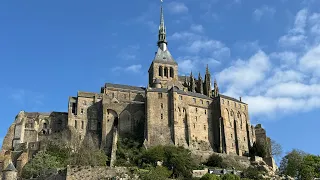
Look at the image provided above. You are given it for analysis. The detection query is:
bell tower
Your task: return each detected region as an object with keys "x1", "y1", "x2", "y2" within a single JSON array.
[{"x1": 148, "y1": 1, "x2": 178, "y2": 88}]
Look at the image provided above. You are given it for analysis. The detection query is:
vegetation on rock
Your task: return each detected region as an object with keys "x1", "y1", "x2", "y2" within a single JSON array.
[{"x1": 22, "y1": 132, "x2": 108, "y2": 179}]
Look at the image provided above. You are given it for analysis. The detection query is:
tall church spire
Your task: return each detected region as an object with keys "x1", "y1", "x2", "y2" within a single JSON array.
[{"x1": 158, "y1": 1, "x2": 167, "y2": 51}]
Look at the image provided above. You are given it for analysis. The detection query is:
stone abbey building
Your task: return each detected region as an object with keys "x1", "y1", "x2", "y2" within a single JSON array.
[{"x1": 1, "y1": 3, "x2": 273, "y2": 178}]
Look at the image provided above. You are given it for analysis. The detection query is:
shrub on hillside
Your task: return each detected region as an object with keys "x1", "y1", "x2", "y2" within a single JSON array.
[
  {"x1": 205, "y1": 154, "x2": 227, "y2": 168},
  {"x1": 116, "y1": 137, "x2": 145, "y2": 166},
  {"x1": 242, "y1": 167, "x2": 263, "y2": 180},
  {"x1": 200, "y1": 173, "x2": 221, "y2": 180},
  {"x1": 221, "y1": 174, "x2": 240, "y2": 180},
  {"x1": 21, "y1": 151, "x2": 61, "y2": 179},
  {"x1": 139, "y1": 166, "x2": 172, "y2": 180},
  {"x1": 141, "y1": 145, "x2": 197, "y2": 178}
]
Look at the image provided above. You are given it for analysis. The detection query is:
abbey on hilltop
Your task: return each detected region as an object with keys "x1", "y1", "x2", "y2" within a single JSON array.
[{"x1": 0, "y1": 2, "x2": 274, "y2": 177}]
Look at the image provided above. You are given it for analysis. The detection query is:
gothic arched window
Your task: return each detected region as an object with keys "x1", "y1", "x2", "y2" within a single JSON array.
[
  {"x1": 170, "y1": 67, "x2": 174, "y2": 78},
  {"x1": 164, "y1": 67, "x2": 168, "y2": 77},
  {"x1": 159, "y1": 66, "x2": 163, "y2": 77}
]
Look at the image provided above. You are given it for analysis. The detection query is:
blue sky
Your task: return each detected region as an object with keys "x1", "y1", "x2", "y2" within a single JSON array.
[{"x1": 1, "y1": 0, "x2": 320, "y2": 158}]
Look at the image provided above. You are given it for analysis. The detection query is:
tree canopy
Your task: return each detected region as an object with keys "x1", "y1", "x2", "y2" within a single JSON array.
[{"x1": 279, "y1": 149, "x2": 320, "y2": 180}]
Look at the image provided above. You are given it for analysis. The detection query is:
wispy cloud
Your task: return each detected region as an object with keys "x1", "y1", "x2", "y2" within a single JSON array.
[
  {"x1": 167, "y1": 2, "x2": 188, "y2": 14},
  {"x1": 117, "y1": 45, "x2": 140, "y2": 60},
  {"x1": 169, "y1": 26, "x2": 230, "y2": 60},
  {"x1": 112, "y1": 64, "x2": 142, "y2": 73},
  {"x1": 253, "y1": 5, "x2": 276, "y2": 21},
  {"x1": 177, "y1": 56, "x2": 221, "y2": 75},
  {"x1": 213, "y1": 8, "x2": 320, "y2": 118},
  {"x1": 1, "y1": 87, "x2": 45, "y2": 107},
  {"x1": 190, "y1": 24, "x2": 204, "y2": 33},
  {"x1": 278, "y1": 9, "x2": 308, "y2": 48}
]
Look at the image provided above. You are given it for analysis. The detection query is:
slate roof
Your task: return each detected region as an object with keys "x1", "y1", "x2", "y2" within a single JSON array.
[
  {"x1": 153, "y1": 48, "x2": 177, "y2": 65},
  {"x1": 105, "y1": 83, "x2": 146, "y2": 92},
  {"x1": 174, "y1": 88, "x2": 212, "y2": 100},
  {"x1": 3, "y1": 162, "x2": 17, "y2": 172},
  {"x1": 219, "y1": 94, "x2": 246, "y2": 104}
]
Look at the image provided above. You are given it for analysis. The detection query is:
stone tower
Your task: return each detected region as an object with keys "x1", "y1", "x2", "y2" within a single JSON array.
[{"x1": 148, "y1": 2, "x2": 178, "y2": 89}]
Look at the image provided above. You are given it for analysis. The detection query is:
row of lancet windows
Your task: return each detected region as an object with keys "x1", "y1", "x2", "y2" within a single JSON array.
[{"x1": 159, "y1": 66, "x2": 174, "y2": 78}]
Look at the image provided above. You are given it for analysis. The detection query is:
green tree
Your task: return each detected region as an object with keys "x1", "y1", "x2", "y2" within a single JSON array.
[
  {"x1": 299, "y1": 155, "x2": 320, "y2": 180},
  {"x1": 141, "y1": 145, "x2": 197, "y2": 178},
  {"x1": 279, "y1": 149, "x2": 306, "y2": 177},
  {"x1": 21, "y1": 151, "x2": 61, "y2": 179},
  {"x1": 242, "y1": 166, "x2": 262, "y2": 180},
  {"x1": 205, "y1": 154, "x2": 226, "y2": 168},
  {"x1": 116, "y1": 137, "x2": 145, "y2": 166}
]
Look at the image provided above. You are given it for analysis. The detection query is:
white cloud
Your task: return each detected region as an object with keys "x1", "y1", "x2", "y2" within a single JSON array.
[
  {"x1": 253, "y1": 5, "x2": 276, "y2": 21},
  {"x1": 177, "y1": 56, "x2": 221, "y2": 74},
  {"x1": 183, "y1": 39, "x2": 230, "y2": 55},
  {"x1": 112, "y1": 64, "x2": 142, "y2": 73},
  {"x1": 270, "y1": 51, "x2": 298, "y2": 67},
  {"x1": 126, "y1": 64, "x2": 142, "y2": 73},
  {"x1": 243, "y1": 96, "x2": 320, "y2": 116},
  {"x1": 117, "y1": 45, "x2": 140, "y2": 60},
  {"x1": 190, "y1": 24, "x2": 204, "y2": 33},
  {"x1": 291, "y1": 9, "x2": 308, "y2": 34},
  {"x1": 299, "y1": 44, "x2": 320, "y2": 76},
  {"x1": 169, "y1": 32, "x2": 201, "y2": 41},
  {"x1": 278, "y1": 9, "x2": 308, "y2": 47},
  {"x1": 309, "y1": 13, "x2": 320, "y2": 35},
  {"x1": 217, "y1": 51, "x2": 271, "y2": 95},
  {"x1": 265, "y1": 82, "x2": 320, "y2": 98},
  {"x1": 167, "y1": 2, "x2": 188, "y2": 14},
  {"x1": 169, "y1": 30, "x2": 230, "y2": 60}
]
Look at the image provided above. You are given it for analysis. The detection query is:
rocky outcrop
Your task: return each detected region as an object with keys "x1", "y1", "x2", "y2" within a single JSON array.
[
  {"x1": 1, "y1": 124, "x2": 15, "y2": 151},
  {"x1": 250, "y1": 160, "x2": 294, "y2": 180}
]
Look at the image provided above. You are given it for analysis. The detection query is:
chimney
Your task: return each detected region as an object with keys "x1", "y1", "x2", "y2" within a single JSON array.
[{"x1": 239, "y1": 97, "x2": 242, "y2": 102}]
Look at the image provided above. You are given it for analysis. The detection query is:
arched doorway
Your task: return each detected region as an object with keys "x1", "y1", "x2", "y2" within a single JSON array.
[{"x1": 107, "y1": 109, "x2": 118, "y2": 129}]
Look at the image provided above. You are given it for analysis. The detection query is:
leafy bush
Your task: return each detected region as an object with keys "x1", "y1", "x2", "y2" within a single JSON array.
[
  {"x1": 141, "y1": 145, "x2": 197, "y2": 178},
  {"x1": 242, "y1": 167, "x2": 262, "y2": 180},
  {"x1": 221, "y1": 174, "x2": 240, "y2": 180},
  {"x1": 21, "y1": 151, "x2": 61, "y2": 179},
  {"x1": 116, "y1": 137, "x2": 145, "y2": 166},
  {"x1": 205, "y1": 154, "x2": 226, "y2": 168},
  {"x1": 139, "y1": 166, "x2": 172, "y2": 180},
  {"x1": 200, "y1": 173, "x2": 221, "y2": 180},
  {"x1": 22, "y1": 133, "x2": 109, "y2": 178}
]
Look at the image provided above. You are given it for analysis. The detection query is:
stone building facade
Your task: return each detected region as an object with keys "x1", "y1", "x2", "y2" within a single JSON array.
[{"x1": 0, "y1": 3, "x2": 273, "y2": 178}]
